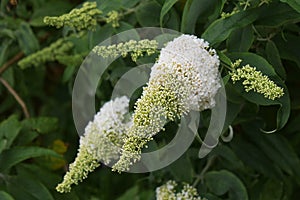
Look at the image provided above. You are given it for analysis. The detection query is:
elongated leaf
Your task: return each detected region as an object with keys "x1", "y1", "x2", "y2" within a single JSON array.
[
  {"x1": 202, "y1": 8, "x2": 260, "y2": 46},
  {"x1": 255, "y1": 2, "x2": 300, "y2": 27},
  {"x1": 228, "y1": 52, "x2": 290, "y2": 131},
  {"x1": 0, "y1": 115, "x2": 21, "y2": 150},
  {"x1": 0, "y1": 191, "x2": 14, "y2": 200},
  {"x1": 0, "y1": 147, "x2": 60, "y2": 172},
  {"x1": 266, "y1": 133, "x2": 300, "y2": 180},
  {"x1": 181, "y1": 0, "x2": 225, "y2": 34},
  {"x1": 21, "y1": 117, "x2": 58, "y2": 134},
  {"x1": 0, "y1": 39, "x2": 13, "y2": 66},
  {"x1": 243, "y1": 123, "x2": 294, "y2": 176},
  {"x1": 116, "y1": 185, "x2": 138, "y2": 200},
  {"x1": 231, "y1": 135, "x2": 283, "y2": 179},
  {"x1": 15, "y1": 22, "x2": 39, "y2": 55},
  {"x1": 30, "y1": 0, "x2": 73, "y2": 27},
  {"x1": 136, "y1": 1, "x2": 160, "y2": 26},
  {"x1": 205, "y1": 170, "x2": 248, "y2": 200},
  {"x1": 7, "y1": 175, "x2": 54, "y2": 200},
  {"x1": 274, "y1": 33, "x2": 300, "y2": 69},
  {"x1": 259, "y1": 179, "x2": 284, "y2": 200},
  {"x1": 167, "y1": 153, "x2": 195, "y2": 183},
  {"x1": 211, "y1": 145, "x2": 244, "y2": 170},
  {"x1": 160, "y1": 0, "x2": 178, "y2": 26},
  {"x1": 17, "y1": 164, "x2": 61, "y2": 188},
  {"x1": 266, "y1": 41, "x2": 286, "y2": 80},
  {"x1": 227, "y1": 25, "x2": 254, "y2": 52},
  {"x1": 280, "y1": 0, "x2": 300, "y2": 13}
]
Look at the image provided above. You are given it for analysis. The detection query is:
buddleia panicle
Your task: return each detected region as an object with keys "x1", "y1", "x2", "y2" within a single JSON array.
[
  {"x1": 221, "y1": 7, "x2": 239, "y2": 19},
  {"x1": 92, "y1": 39, "x2": 158, "y2": 62},
  {"x1": 44, "y1": 2, "x2": 102, "y2": 31},
  {"x1": 112, "y1": 34, "x2": 220, "y2": 172},
  {"x1": 156, "y1": 180, "x2": 207, "y2": 200},
  {"x1": 18, "y1": 38, "x2": 73, "y2": 69},
  {"x1": 105, "y1": 10, "x2": 120, "y2": 28},
  {"x1": 230, "y1": 64, "x2": 284, "y2": 100},
  {"x1": 56, "y1": 53, "x2": 86, "y2": 67},
  {"x1": 56, "y1": 96, "x2": 132, "y2": 193}
]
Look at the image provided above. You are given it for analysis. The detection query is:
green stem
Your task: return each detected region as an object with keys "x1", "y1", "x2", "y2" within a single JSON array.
[{"x1": 192, "y1": 156, "x2": 216, "y2": 187}]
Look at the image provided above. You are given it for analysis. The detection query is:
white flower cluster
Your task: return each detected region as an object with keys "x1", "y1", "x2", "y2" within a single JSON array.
[
  {"x1": 150, "y1": 34, "x2": 220, "y2": 111},
  {"x1": 56, "y1": 96, "x2": 131, "y2": 193},
  {"x1": 156, "y1": 180, "x2": 207, "y2": 200},
  {"x1": 81, "y1": 96, "x2": 132, "y2": 164},
  {"x1": 112, "y1": 34, "x2": 220, "y2": 172}
]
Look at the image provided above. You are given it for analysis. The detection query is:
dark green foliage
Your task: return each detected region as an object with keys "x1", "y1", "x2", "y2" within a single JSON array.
[{"x1": 0, "y1": 0, "x2": 299, "y2": 199}]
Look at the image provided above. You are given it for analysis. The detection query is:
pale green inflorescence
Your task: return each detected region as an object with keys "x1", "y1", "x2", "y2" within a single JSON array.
[
  {"x1": 44, "y1": 2, "x2": 102, "y2": 31},
  {"x1": 156, "y1": 180, "x2": 207, "y2": 200},
  {"x1": 18, "y1": 38, "x2": 74, "y2": 69},
  {"x1": 105, "y1": 10, "x2": 120, "y2": 28},
  {"x1": 56, "y1": 96, "x2": 132, "y2": 193},
  {"x1": 112, "y1": 34, "x2": 220, "y2": 172},
  {"x1": 230, "y1": 64, "x2": 284, "y2": 100},
  {"x1": 92, "y1": 39, "x2": 158, "y2": 62}
]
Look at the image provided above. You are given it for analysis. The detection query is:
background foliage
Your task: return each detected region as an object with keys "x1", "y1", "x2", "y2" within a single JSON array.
[{"x1": 0, "y1": 0, "x2": 300, "y2": 199}]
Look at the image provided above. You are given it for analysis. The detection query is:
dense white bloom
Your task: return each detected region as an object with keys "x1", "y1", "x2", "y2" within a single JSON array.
[
  {"x1": 156, "y1": 180, "x2": 206, "y2": 200},
  {"x1": 112, "y1": 34, "x2": 220, "y2": 172},
  {"x1": 56, "y1": 96, "x2": 131, "y2": 193},
  {"x1": 150, "y1": 34, "x2": 220, "y2": 111},
  {"x1": 81, "y1": 96, "x2": 132, "y2": 164}
]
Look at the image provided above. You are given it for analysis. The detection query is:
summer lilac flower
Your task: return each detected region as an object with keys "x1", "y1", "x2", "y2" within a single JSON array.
[
  {"x1": 112, "y1": 34, "x2": 220, "y2": 172},
  {"x1": 230, "y1": 63, "x2": 284, "y2": 100},
  {"x1": 56, "y1": 96, "x2": 131, "y2": 193},
  {"x1": 156, "y1": 180, "x2": 207, "y2": 200},
  {"x1": 44, "y1": 2, "x2": 102, "y2": 31}
]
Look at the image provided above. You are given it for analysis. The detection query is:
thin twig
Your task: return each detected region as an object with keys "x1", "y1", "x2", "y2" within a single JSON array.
[
  {"x1": 0, "y1": 77, "x2": 30, "y2": 118},
  {"x1": 192, "y1": 156, "x2": 216, "y2": 187},
  {"x1": 0, "y1": 52, "x2": 24, "y2": 75}
]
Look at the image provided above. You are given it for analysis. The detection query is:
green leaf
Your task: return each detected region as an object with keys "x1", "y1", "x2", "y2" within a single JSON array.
[
  {"x1": 227, "y1": 25, "x2": 254, "y2": 52},
  {"x1": 136, "y1": 1, "x2": 161, "y2": 26},
  {"x1": 0, "y1": 39, "x2": 13, "y2": 66},
  {"x1": 29, "y1": 0, "x2": 73, "y2": 27},
  {"x1": 0, "y1": 147, "x2": 60, "y2": 172},
  {"x1": 259, "y1": 179, "x2": 283, "y2": 200},
  {"x1": 14, "y1": 131, "x2": 39, "y2": 146},
  {"x1": 181, "y1": 0, "x2": 225, "y2": 34},
  {"x1": 17, "y1": 163, "x2": 61, "y2": 189},
  {"x1": 14, "y1": 22, "x2": 39, "y2": 55},
  {"x1": 266, "y1": 41, "x2": 286, "y2": 80},
  {"x1": 242, "y1": 122, "x2": 295, "y2": 176},
  {"x1": 211, "y1": 145, "x2": 244, "y2": 170},
  {"x1": 266, "y1": 133, "x2": 300, "y2": 180},
  {"x1": 280, "y1": 0, "x2": 300, "y2": 13},
  {"x1": 0, "y1": 115, "x2": 21, "y2": 150},
  {"x1": 202, "y1": 8, "x2": 260, "y2": 46},
  {"x1": 116, "y1": 185, "x2": 139, "y2": 200},
  {"x1": 205, "y1": 170, "x2": 248, "y2": 200},
  {"x1": 0, "y1": 191, "x2": 14, "y2": 200},
  {"x1": 7, "y1": 175, "x2": 54, "y2": 200},
  {"x1": 160, "y1": 0, "x2": 178, "y2": 26},
  {"x1": 167, "y1": 153, "x2": 195, "y2": 183},
  {"x1": 97, "y1": 0, "x2": 122, "y2": 13},
  {"x1": 228, "y1": 52, "x2": 290, "y2": 131},
  {"x1": 231, "y1": 135, "x2": 284, "y2": 179},
  {"x1": 21, "y1": 117, "x2": 58, "y2": 134},
  {"x1": 274, "y1": 33, "x2": 300, "y2": 69},
  {"x1": 255, "y1": 2, "x2": 300, "y2": 27},
  {"x1": 62, "y1": 65, "x2": 77, "y2": 83}
]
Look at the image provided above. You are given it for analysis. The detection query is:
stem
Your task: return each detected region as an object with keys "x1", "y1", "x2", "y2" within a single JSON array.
[
  {"x1": 221, "y1": 60, "x2": 234, "y2": 71},
  {"x1": 0, "y1": 52, "x2": 24, "y2": 75},
  {"x1": 0, "y1": 77, "x2": 30, "y2": 118},
  {"x1": 192, "y1": 156, "x2": 216, "y2": 187}
]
